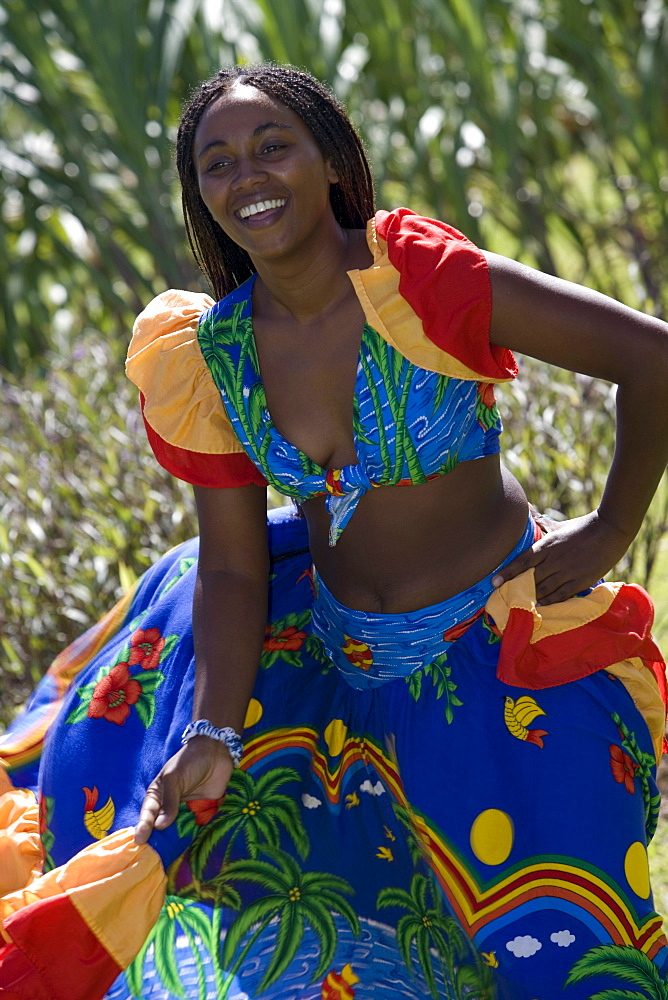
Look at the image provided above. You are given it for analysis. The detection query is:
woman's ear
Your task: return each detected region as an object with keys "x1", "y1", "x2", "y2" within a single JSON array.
[{"x1": 326, "y1": 161, "x2": 340, "y2": 184}]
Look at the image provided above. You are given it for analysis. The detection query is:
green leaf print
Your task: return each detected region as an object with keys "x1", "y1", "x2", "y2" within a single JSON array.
[
  {"x1": 395, "y1": 363, "x2": 426, "y2": 483},
  {"x1": 117, "y1": 668, "x2": 165, "y2": 729},
  {"x1": 482, "y1": 613, "x2": 502, "y2": 645},
  {"x1": 127, "y1": 611, "x2": 148, "y2": 632},
  {"x1": 221, "y1": 849, "x2": 359, "y2": 994},
  {"x1": 39, "y1": 794, "x2": 56, "y2": 872},
  {"x1": 159, "y1": 635, "x2": 179, "y2": 662},
  {"x1": 377, "y1": 872, "x2": 473, "y2": 1000},
  {"x1": 66, "y1": 683, "x2": 98, "y2": 724},
  {"x1": 392, "y1": 802, "x2": 427, "y2": 868},
  {"x1": 358, "y1": 344, "x2": 391, "y2": 471},
  {"x1": 611, "y1": 711, "x2": 661, "y2": 841},
  {"x1": 475, "y1": 392, "x2": 500, "y2": 431},
  {"x1": 565, "y1": 943, "x2": 668, "y2": 997},
  {"x1": 65, "y1": 660, "x2": 111, "y2": 724},
  {"x1": 406, "y1": 652, "x2": 463, "y2": 723},
  {"x1": 126, "y1": 897, "x2": 216, "y2": 1000},
  {"x1": 160, "y1": 557, "x2": 196, "y2": 596},
  {"x1": 188, "y1": 766, "x2": 310, "y2": 882},
  {"x1": 432, "y1": 373, "x2": 450, "y2": 415},
  {"x1": 407, "y1": 669, "x2": 423, "y2": 702},
  {"x1": 248, "y1": 380, "x2": 266, "y2": 441}
]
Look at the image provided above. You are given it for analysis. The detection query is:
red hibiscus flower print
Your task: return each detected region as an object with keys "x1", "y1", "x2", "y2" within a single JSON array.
[
  {"x1": 477, "y1": 382, "x2": 496, "y2": 409},
  {"x1": 263, "y1": 625, "x2": 307, "y2": 652},
  {"x1": 186, "y1": 797, "x2": 224, "y2": 826},
  {"x1": 88, "y1": 663, "x2": 142, "y2": 725},
  {"x1": 443, "y1": 608, "x2": 484, "y2": 643},
  {"x1": 609, "y1": 744, "x2": 639, "y2": 793},
  {"x1": 129, "y1": 627, "x2": 166, "y2": 670},
  {"x1": 342, "y1": 636, "x2": 373, "y2": 671}
]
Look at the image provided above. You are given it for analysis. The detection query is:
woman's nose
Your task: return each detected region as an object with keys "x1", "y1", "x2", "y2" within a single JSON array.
[{"x1": 231, "y1": 157, "x2": 269, "y2": 191}]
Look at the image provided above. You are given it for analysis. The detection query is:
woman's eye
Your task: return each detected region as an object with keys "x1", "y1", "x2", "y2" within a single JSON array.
[{"x1": 263, "y1": 143, "x2": 285, "y2": 154}]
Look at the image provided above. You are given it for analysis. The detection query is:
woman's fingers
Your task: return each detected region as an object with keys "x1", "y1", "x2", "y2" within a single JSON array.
[
  {"x1": 491, "y1": 542, "x2": 543, "y2": 588},
  {"x1": 490, "y1": 511, "x2": 633, "y2": 605},
  {"x1": 133, "y1": 741, "x2": 235, "y2": 844},
  {"x1": 134, "y1": 782, "x2": 164, "y2": 844},
  {"x1": 134, "y1": 767, "x2": 182, "y2": 843}
]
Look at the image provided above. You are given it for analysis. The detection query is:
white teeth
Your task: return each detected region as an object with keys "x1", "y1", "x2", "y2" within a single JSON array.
[{"x1": 238, "y1": 199, "x2": 286, "y2": 220}]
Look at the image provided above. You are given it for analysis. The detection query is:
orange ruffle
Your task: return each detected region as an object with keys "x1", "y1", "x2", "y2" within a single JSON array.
[
  {"x1": 0, "y1": 768, "x2": 42, "y2": 898},
  {"x1": 126, "y1": 289, "x2": 245, "y2": 458},
  {"x1": 1, "y1": 828, "x2": 166, "y2": 971}
]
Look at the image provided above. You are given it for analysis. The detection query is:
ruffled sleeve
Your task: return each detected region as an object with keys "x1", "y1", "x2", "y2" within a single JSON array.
[
  {"x1": 349, "y1": 208, "x2": 516, "y2": 382},
  {"x1": 126, "y1": 290, "x2": 267, "y2": 488}
]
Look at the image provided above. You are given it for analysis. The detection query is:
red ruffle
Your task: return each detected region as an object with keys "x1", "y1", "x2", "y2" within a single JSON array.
[
  {"x1": 496, "y1": 583, "x2": 667, "y2": 696},
  {"x1": 375, "y1": 208, "x2": 517, "y2": 381},
  {"x1": 141, "y1": 395, "x2": 267, "y2": 489},
  {"x1": 0, "y1": 892, "x2": 121, "y2": 1000}
]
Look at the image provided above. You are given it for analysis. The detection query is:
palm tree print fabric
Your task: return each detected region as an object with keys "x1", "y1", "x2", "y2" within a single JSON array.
[
  {"x1": 196, "y1": 275, "x2": 502, "y2": 544},
  {"x1": 3, "y1": 506, "x2": 667, "y2": 999}
]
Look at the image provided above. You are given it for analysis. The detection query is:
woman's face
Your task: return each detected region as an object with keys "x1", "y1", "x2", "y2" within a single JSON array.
[{"x1": 193, "y1": 82, "x2": 340, "y2": 264}]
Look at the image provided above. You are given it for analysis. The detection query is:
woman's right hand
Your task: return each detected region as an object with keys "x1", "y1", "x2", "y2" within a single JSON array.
[{"x1": 134, "y1": 735, "x2": 234, "y2": 844}]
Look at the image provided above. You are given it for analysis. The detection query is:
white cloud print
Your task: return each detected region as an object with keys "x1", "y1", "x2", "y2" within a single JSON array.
[
  {"x1": 301, "y1": 793, "x2": 321, "y2": 809},
  {"x1": 506, "y1": 935, "x2": 542, "y2": 958},
  {"x1": 360, "y1": 780, "x2": 385, "y2": 796},
  {"x1": 551, "y1": 930, "x2": 576, "y2": 948}
]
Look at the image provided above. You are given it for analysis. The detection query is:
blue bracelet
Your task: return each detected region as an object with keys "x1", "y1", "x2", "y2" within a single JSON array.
[{"x1": 181, "y1": 719, "x2": 243, "y2": 768}]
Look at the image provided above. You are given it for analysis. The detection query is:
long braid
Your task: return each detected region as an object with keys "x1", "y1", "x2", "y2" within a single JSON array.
[{"x1": 176, "y1": 64, "x2": 375, "y2": 300}]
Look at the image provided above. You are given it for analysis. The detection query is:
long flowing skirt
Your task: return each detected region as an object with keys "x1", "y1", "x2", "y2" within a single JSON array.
[{"x1": 1, "y1": 506, "x2": 667, "y2": 999}]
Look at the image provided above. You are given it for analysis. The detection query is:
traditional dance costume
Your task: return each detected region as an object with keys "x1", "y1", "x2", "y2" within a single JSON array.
[{"x1": 1, "y1": 210, "x2": 667, "y2": 1000}]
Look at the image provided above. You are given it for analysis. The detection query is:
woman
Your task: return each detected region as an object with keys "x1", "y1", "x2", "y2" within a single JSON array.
[{"x1": 1, "y1": 63, "x2": 667, "y2": 1000}]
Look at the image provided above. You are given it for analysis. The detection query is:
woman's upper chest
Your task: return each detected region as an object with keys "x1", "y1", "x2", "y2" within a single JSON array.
[{"x1": 251, "y1": 291, "x2": 365, "y2": 470}]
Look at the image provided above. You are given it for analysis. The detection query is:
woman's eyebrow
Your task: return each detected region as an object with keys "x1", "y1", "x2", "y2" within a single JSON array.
[{"x1": 197, "y1": 122, "x2": 295, "y2": 159}]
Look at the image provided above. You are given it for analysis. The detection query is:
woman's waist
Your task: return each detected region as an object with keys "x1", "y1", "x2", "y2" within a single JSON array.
[
  {"x1": 314, "y1": 514, "x2": 535, "y2": 633},
  {"x1": 305, "y1": 460, "x2": 530, "y2": 613},
  {"x1": 310, "y1": 512, "x2": 536, "y2": 690}
]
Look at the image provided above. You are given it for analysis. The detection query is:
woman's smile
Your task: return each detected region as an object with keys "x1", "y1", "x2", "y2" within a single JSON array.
[{"x1": 237, "y1": 197, "x2": 287, "y2": 222}]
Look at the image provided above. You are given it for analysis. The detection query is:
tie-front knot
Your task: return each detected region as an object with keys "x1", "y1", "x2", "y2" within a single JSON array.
[{"x1": 324, "y1": 465, "x2": 374, "y2": 545}]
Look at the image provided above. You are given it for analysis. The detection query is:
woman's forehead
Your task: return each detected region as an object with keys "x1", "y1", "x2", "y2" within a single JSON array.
[{"x1": 199, "y1": 83, "x2": 297, "y2": 132}]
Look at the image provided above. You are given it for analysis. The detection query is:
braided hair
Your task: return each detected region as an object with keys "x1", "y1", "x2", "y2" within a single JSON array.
[{"x1": 176, "y1": 63, "x2": 375, "y2": 299}]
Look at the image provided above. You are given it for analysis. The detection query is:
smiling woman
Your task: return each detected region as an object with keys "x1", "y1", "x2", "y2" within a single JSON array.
[{"x1": 2, "y1": 63, "x2": 668, "y2": 1000}]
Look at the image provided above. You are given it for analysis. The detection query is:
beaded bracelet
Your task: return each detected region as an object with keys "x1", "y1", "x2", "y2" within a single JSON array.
[{"x1": 181, "y1": 719, "x2": 244, "y2": 768}]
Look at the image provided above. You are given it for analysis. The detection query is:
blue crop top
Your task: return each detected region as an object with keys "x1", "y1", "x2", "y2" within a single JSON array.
[{"x1": 198, "y1": 273, "x2": 502, "y2": 545}]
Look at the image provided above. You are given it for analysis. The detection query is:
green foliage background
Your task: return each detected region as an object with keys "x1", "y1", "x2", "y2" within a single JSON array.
[{"x1": 1, "y1": 0, "x2": 667, "y2": 726}]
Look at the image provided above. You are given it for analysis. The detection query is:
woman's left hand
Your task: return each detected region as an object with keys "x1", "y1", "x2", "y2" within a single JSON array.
[{"x1": 490, "y1": 510, "x2": 633, "y2": 606}]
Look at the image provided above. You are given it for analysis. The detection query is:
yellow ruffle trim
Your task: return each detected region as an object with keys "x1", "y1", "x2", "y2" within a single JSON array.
[{"x1": 126, "y1": 289, "x2": 246, "y2": 456}]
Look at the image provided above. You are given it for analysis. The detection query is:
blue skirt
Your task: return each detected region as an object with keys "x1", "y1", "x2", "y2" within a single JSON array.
[{"x1": 1, "y1": 506, "x2": 666, "y2": 999}]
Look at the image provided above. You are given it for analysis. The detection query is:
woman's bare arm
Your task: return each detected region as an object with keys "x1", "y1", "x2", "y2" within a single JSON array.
[
  {"x1": 135, "y1": 483, "x2": 268, "y2": 842},
  {"x1": 486, "y1": 252, "x2": 668, "y2": 604}
]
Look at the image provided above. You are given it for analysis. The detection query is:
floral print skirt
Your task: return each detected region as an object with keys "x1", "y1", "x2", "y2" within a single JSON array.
[{"x1": 1, "y1": 506, "x2": 667, "y2": 1000}]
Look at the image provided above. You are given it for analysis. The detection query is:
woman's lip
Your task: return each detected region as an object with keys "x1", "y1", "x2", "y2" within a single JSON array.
[{"x1": 235, "y1": 200, "x2": 288, "y2": 225}]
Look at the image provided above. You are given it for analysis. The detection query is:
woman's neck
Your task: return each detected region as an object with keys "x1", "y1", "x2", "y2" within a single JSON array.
[{"x1": 251, "y1": 225, "x2": 371, "y2": 325}]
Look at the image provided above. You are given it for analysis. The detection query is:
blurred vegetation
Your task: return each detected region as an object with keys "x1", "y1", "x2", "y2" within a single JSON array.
[{"x1": 1, "y1": 0, "x2": 667, "y2": 724}]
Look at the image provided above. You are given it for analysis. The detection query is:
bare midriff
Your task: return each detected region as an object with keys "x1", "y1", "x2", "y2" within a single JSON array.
[{"x1": 302, "y1": 453, "x2": 529, "y2": 614}]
